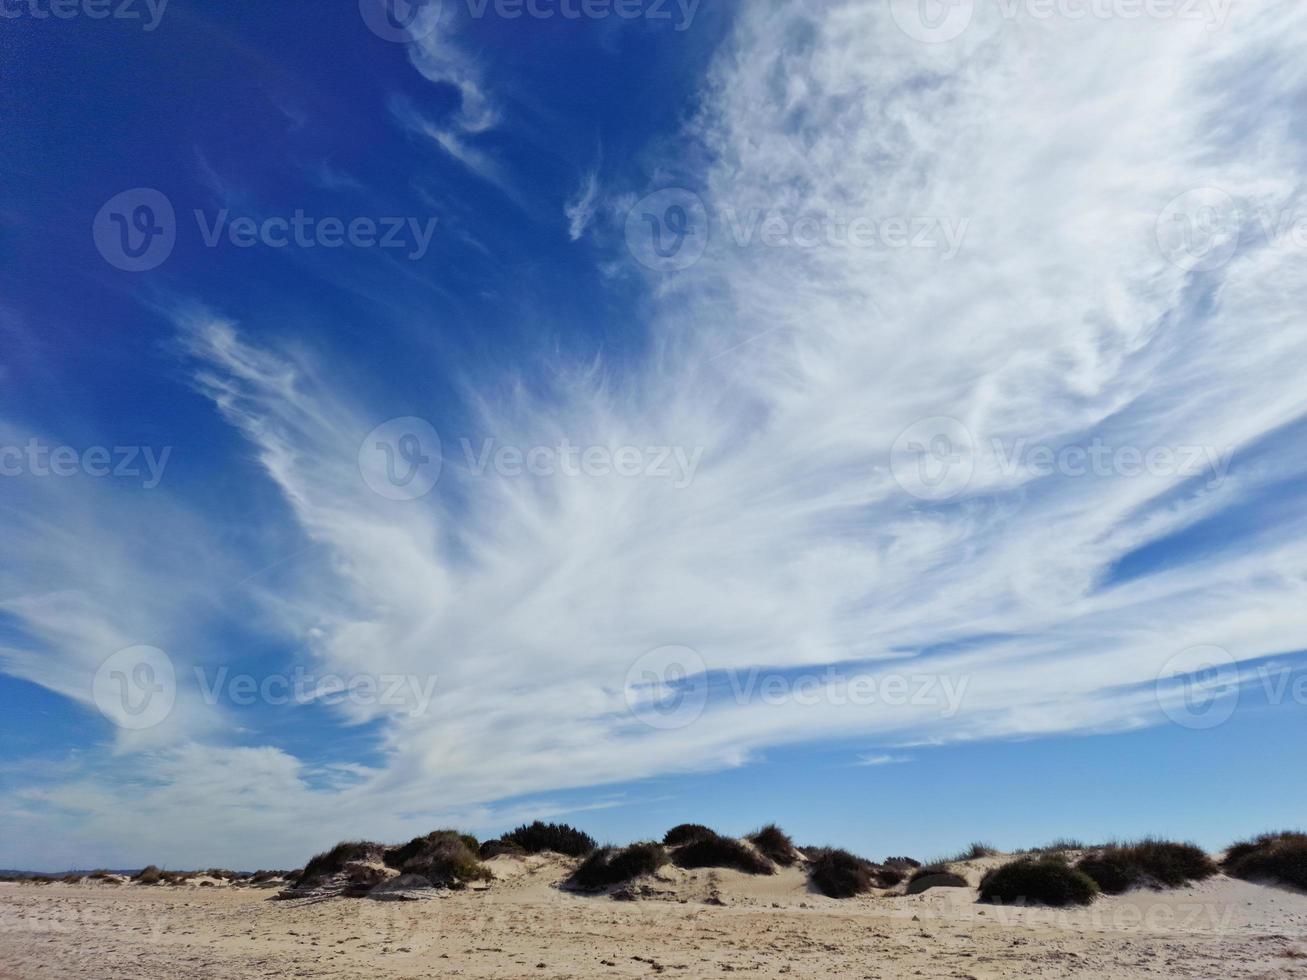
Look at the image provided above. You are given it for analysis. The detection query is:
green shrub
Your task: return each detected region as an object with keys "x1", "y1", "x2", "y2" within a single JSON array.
[
  {"x1": 1223, "y1": 832, "x2": 1307, "y2": 891},
  {"x1": 1075, "y1": 851, "x2": 1139, "y2": 894},
  {"x1": 672, "y1": 833, "x2": 773, "y2": 875},
  {"x1": 1076, "y1": 840, "x2": 1216, "y2": 893},
  {"x1": 568, "y1": 843, "x2": 669, "y2": 891},
  {"x1": 747, "y1": 825, "x2": 798, "y2": 867},
  {"x1": 384, "y1": 831, "x2": 490, "y2": 888},
  {"x1": 501, "y1": 821, "x2": 596, "y2": 858},
  {"x1": 807, "y1": 848, "x2": 876, "y2": 898},
  {"x1": 954, "y1": 842, "x2": 998, "y2": 861},
  {"x1": 909, "y1": 863, "x2": 951, "y2": 882},
  {"x1": 906, "y1": 870, "x2": 969, "y2": 895},
  {"x1": 1030, "y1": 838, "x2": 1088, "y2": 854},
  {"x1": 663, "y1": 824, "x2": 717, "y2": 847},
  {"x1": 479, "y1": 839, "x2": 526, "y2": 859},
  {"x1": 885, "y1": 855, "x2": 921, "y2": 870},
  {"x1": 979, "y1": 857, "x2": 1099, "y2": 906},
  {"x1": 295, "y1": 841, "x2": 386, "y2": 888}
]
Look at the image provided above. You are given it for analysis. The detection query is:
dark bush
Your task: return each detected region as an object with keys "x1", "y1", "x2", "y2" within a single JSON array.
[
  {"x1": 1223, "y1": 832, "x2": 1307, "y2": 891},
  {"x1": 1076, "y1": 840, "x2": 1216, "y2": 893},
  {"x1": 876, "y1": 866, "x2": 905, "y2": 887},
  {"x1": 906, "y1": 871, "x2": 969, "y2": 895},
  {"x1": 1030, "y1": 838, "x2": 1087, "y2": 854},
  {"x1": 133, "y1": 866, "x2": 162, "y2": 885},
  {"x1": 568, "y1": 843, "x2": 669, "y2": 891},
  {"x1": 384, "y1": 831, "x2": 490, "y2": 888},
  {"x1": 808, "y1": 849, "x2": 876, "y2": 898},
  {"x1": 501, "y1": 821, "x2": 596, "y2": 858},
  {"x1": 747, "y1": 825, "x2": 798, "y2": 867},
  {"x1": 1075, "y1": 851, "x2": 1140, "y2": 895},
  {"x1": 673, "y1": 833, "x2": 774, "y2": 875},
  {"x1": 479, "y1": 838, "x2": 526, "y2": 859},
  {"x1": 663, "y1": 824, "x2": 717, "y2": 847},
  {"x1": 979, "y1": 857, "x2": 1099, "y2": 906},
  {"x1": 295, "y1": 841, "x2": 387, "y2": 888},
  {"x1": 909, "y1": 863, "x2": 951, "y2": 881},
  {"x1": 885, "y1": 855, "x2": 921, "y2": 870}
]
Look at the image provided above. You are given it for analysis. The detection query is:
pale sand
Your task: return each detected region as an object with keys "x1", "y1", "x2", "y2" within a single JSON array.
[{"x1": 2, "y1": 854, "x2": 1306, "y2": 978}]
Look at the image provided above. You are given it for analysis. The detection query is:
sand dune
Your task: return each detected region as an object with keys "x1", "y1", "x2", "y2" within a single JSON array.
[{"x1": 3, "y1": 851, "x2": 1305, "y2": 979}]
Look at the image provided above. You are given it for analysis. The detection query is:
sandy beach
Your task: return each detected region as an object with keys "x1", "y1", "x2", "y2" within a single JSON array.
[{"x1": 3, "y1": 853, "x2": 1305, "y2": 979}]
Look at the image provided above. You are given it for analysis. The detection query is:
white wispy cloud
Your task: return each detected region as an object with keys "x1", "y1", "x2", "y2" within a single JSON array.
[
  {"x1": 5, "y1": 1, "x2": 1307, "y2": 867},
  {"x1": 856, "y1": 754, "x2": 911, "y2": 767},
  {"x1": 565, "y1": 164, "x2": 602, "y2": 241}
]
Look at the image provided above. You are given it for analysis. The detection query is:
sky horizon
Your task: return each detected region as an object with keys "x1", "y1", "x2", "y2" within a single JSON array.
[{"x1": 3, "y1": 0, "x2": 1307, "y2": 872}]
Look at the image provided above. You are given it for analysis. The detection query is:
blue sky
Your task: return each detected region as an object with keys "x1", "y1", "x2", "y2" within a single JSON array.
[{"x1": 2, "y1": 0, "x2": 1307, "y2": 871}]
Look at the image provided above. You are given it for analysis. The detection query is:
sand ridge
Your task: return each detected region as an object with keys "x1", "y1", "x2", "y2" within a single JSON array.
[{"x1": 3, "y1": 852, "x2": 1306, "y2": 978}]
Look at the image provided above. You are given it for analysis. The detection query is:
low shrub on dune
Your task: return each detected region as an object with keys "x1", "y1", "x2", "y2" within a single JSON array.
[
  {"x1": 295, "y1": 842, "x2": 387, "y2": 888},
  {"x1": 663, "y1": 824, "x2": 717, "y2": 847},
  {"x1": 885, "y1": 855, "x2": 921, "y2": 870},
  {"x1": 1075, "y1": 840, "x2": 1216, "y2": 893},
  {"x1": 747, "y1": 825, "x2": 799, "y2": 867},
  {"x1": 672, "y1": 832, "x2": 774, "y2": 875},
  {"x1": 384, "y1": 831, "x2": 490, "y2": 888},
  {"x1": 1223, "y1": 832, "x2": 1307, "y2": 891},
  {"x1": 133, "y1": 866, "x2": 162, "y2": 885},
  {"x1": 979, "y1": 856, "x2": 1099, "y2": 907},
  {"x1": 500, "y1": 821, "x2": 596, "y2": 858},
  {"x1": 479, "y1": 839, "x2": 526, "y2": 860},
  {"x1": 568, "y1": 843, "x2": 669, "y2": 892},
  {"x1": 807, "y1": 848, "x2": 878, "y2": 898},
  {"x1": 906, "y1": 866, "x2": 969, "y2": 895}
]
